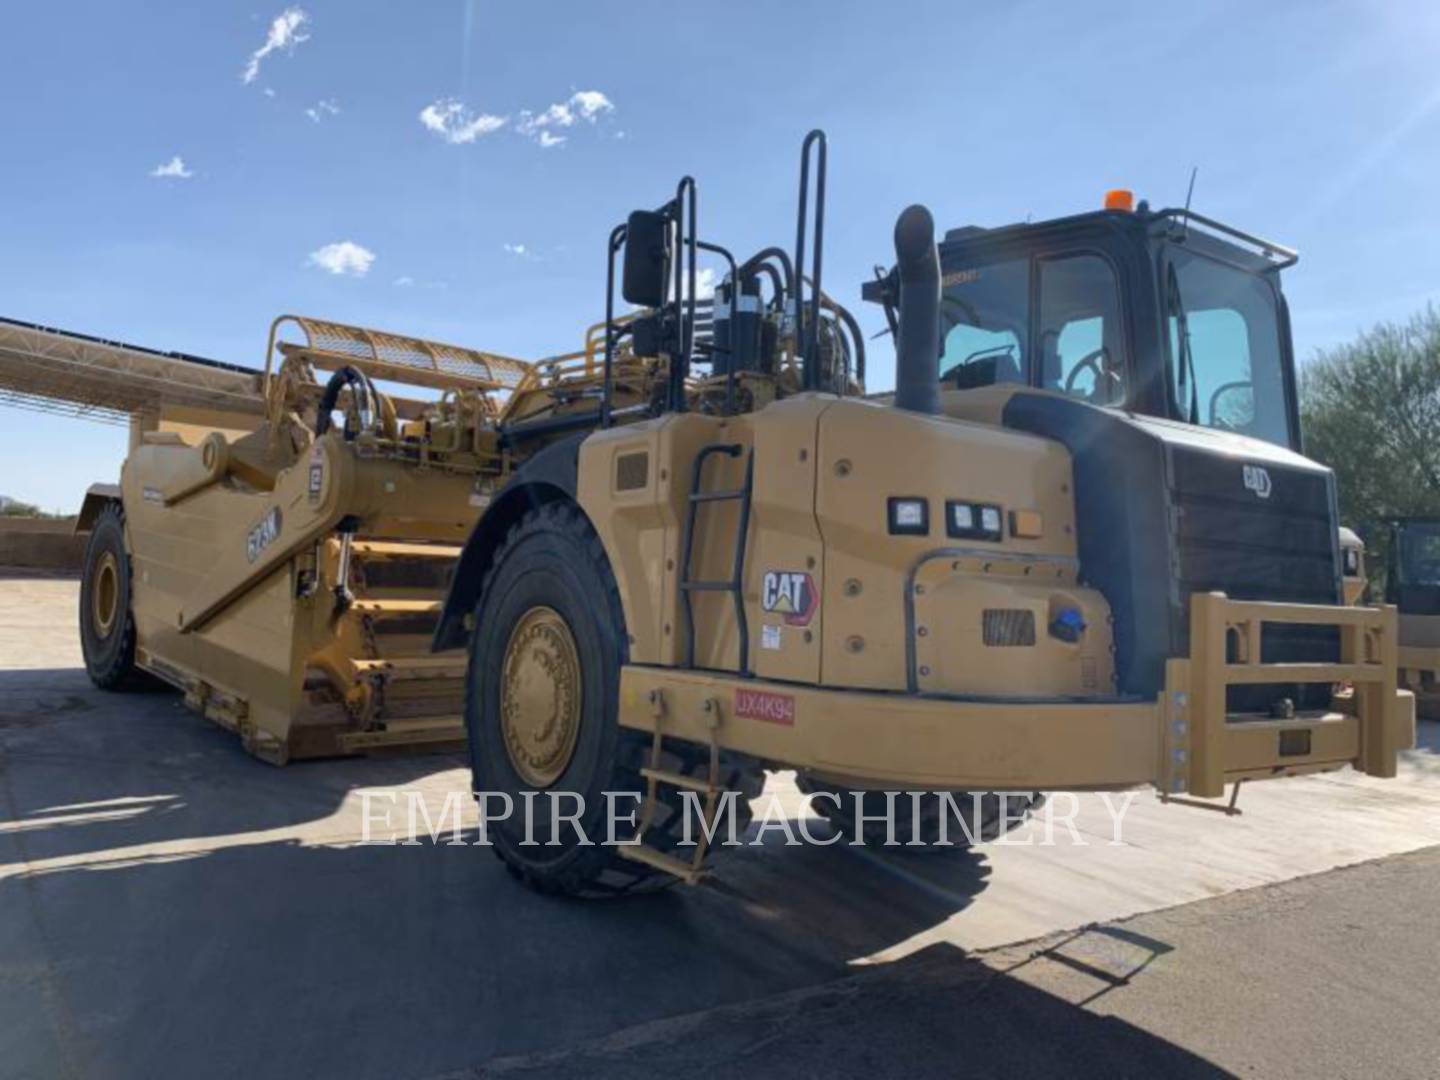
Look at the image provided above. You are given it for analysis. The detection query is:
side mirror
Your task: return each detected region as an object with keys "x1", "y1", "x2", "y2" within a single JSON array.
[{"x1": 622, "y1": 210, "x2": 670, "y2": 308}]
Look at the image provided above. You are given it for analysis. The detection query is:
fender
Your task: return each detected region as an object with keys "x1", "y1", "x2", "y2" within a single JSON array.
[
  {"x1": 74, "y1": 483, "x2": 123, "y2": 534},
  {"x1": 431, "y1": 434, "x2": 586, "y2": 652}
]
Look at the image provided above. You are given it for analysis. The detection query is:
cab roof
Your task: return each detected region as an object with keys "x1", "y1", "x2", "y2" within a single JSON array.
[{"x1": 939, "y1": 206, "x2": 1297, "y2": 274}]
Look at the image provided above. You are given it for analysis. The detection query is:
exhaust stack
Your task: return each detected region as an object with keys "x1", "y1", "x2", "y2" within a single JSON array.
[{"x1": 892, "y1": 204, "x2": 941, "y2": 415}]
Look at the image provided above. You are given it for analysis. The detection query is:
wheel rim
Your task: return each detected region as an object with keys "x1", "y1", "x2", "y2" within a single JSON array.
[
  {"x1": 92, "y1": 552, "x2": 120, "y2": 638},
  {"x1": 500, "y1": 605, "x2": 582, "y2": 788}
]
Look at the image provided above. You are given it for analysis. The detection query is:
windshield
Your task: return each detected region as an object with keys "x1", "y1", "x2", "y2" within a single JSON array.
[
  {"x1": 1388, "y1": 521, "x2": 1440, "y2": 614},
  {"x1": 1164, "y1": 245, "x2": 1290, "y2": 446},
  {"x1": 1397, "y1": 523, "x2": 1440, "y2": 586}
]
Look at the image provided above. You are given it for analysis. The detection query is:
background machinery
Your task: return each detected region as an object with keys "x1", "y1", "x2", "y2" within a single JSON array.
[
  {"x1": 1376, "y1": 517, "x2": 1440, "y2": 718},
  {"x1": 1340, "y1": 527, "x2": 1366, "y2": 606}
]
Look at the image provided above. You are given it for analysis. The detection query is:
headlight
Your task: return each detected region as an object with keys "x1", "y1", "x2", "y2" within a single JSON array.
[
  {"x1": 887, "y1": 497, "x2": 929, "y2": 535},
  {"x1": 946, "y1": 500, "x2": 1003, "y2": 541}
]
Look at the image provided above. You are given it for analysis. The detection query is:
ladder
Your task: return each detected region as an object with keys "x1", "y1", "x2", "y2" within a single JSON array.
[
  {"x1": 621, "y1": 443, "x2": 755, "y2": 884},
  {"x1": 618, "y1": 693, "x2": 727, "y2": 885},
  {"x1": 677, "y1": 442, "x2": 755, "y2": 676}
]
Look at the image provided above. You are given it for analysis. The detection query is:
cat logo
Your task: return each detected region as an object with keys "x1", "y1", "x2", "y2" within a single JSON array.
[
  {"x1": 761, "y1": 570, "x2": 818, "y2": 626},
  {"x1": 1242, "y1": 464, "x2": 1272, "y2": 500}
]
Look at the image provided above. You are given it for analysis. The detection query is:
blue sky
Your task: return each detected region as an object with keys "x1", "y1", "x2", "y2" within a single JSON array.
[{"x1": 3, "y1": 0, "x2": 1440, "y2": 511}]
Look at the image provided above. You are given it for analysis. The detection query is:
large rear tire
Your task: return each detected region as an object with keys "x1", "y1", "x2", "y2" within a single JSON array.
[
  {"x1": 465, "y1": 501, "x2": 762, "y2": 897},
  {"x1": 79, "y1": 503, "x2": 138, "y2": 690},
  {"x1": 797, "y1": 777, "x2": 1043, "y2": 849}
]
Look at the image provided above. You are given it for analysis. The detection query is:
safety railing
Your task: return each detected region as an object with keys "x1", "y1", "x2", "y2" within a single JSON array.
[{"x1": 264, "y1": 315, "x2": 535, "y2": 400}]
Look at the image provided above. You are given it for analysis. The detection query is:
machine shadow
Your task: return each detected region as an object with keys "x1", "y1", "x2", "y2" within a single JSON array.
[
  {"x1": 1, "y1": 821, "x2": 988, "y2": 1077},
  {"x1": 0, "y1": 833, "x2": 1229, "y2": 1079},
  {"x1": 0, "y1": 814, "x2": 1230, "y2": 1080},
  {"x1": 469, "y1": 938, "x2": 1230, "y2": 1079},
  {"x1": 4, "y1": 668, "x2": 1229, "y2": 1079},
  {"x1": 0, "y1": 665, "x2": 473, "y2": 865},
  {"x1": 0, "y1": 666, "x2": 989, "y2": 1076}
]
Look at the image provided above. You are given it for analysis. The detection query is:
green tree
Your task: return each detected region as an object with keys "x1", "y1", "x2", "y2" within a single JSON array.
[
  {"x1": 1301, "y1": 305, "x2": 1440, "y2": 526},
  {"x1": 0, "y1": 497, "x2": 48, "y2": 518}
]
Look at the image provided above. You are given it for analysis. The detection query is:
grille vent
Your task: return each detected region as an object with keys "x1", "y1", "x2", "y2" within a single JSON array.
[
  {"x1": 982, "y1": 609, "x2": 1036, "y2": 647},
  {"x1": 615, "y1": 451, "x2": 650, "y2": 492}
]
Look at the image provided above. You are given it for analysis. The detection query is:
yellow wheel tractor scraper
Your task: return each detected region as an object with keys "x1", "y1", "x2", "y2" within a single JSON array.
[{"x1": 78, "y1": 131, "x2": 1416, "y2": 898}]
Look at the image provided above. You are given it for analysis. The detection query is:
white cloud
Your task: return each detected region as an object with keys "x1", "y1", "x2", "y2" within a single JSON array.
[
  {"x1": 243, "y1": 8, "x2": 311, "y2": 85},
  {"x1": 305, "y1": 99, "x2": 340, "y2": 123},
  {"x1": 418, "y1": 99, "x2": 508, "y2": 144},
  {"x1": 307, "y1": 240, "x2": 375, "y2": 277},
  {"x1": 393, "y1": 275, "x2": 415, "y2": 287},
  {"x1": 420, "y1": 89, "x2": 614, "y2": 149},
  {"x1": 569, "y1": 90, "x2": 614, "y2": 121},
  {"x1": 516, "y1": 90, "x2": 615, "y2": 146},
  {"x1": 263, "y1": 87, "x2": 276, "y2": 98},
  {"x1": 502, "y1": 243, "x2": 528, "y2": 256},
  {"x1": 629, "y1": 266, "x2": 715, "y2": 313},
  {"x1": 685, "y1": 267, "x2": 717, "y2": 301},
  {"x1": 516, "y1": 104, "x2": 571, "y2": 134},
  {"x1": 150, "y1": 155, "x2": 194, "y2": 180}
]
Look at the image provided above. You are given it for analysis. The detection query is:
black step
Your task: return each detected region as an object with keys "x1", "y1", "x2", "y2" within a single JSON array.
[{"x1": 689, "y1": 489, "x2": 747, "y2": 503}]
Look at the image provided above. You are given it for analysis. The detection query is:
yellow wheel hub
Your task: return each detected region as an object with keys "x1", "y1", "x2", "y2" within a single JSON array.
[
  {"x1": 500, "y1": 606, "x2": 582, "y2": 788},
  {"x1": 93, "y1": 552, "x2": 120, "y2": 638}
]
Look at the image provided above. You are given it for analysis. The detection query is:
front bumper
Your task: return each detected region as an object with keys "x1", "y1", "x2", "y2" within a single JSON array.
[{"x1": 618, "y1": 593, "x2": 1415, "y2": 796}]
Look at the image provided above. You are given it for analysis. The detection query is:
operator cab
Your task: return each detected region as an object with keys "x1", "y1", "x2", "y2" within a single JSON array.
[
  {"x1": 1384, "y1": 518, "x2": 1440, "y2": 616},
  {"x1": 865, "y1": 190, "x2": 1302, "y2": 451}
]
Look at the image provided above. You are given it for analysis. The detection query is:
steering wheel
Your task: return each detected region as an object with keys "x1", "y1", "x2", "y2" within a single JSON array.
[
  {"x1": 1063, "y1": 347, "x2": 1121, "y2": 401},
  {"x1": 1207, "y1": 380, "x2": 1253, "y2": 429}
]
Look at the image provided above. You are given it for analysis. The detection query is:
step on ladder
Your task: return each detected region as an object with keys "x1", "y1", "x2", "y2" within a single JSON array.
[
  {"x1": 677, "y1": 442, "x2": 755, "y2": 676},
  {"x1": 331, "y1": 536, "x2": 467, "y2": 752},
  {"x1": 619, "y1": 693, "x2": 728, "y2": 885}
]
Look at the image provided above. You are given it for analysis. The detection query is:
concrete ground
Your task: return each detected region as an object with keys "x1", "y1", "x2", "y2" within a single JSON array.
[{"x1": 2, "y1": 576, "x2": 1439, "y2": 1079}]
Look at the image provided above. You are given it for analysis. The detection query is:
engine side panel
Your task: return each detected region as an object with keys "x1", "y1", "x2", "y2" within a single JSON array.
[{"x1": 814, "y1": 397, "x2": 1112, "y2": 695}]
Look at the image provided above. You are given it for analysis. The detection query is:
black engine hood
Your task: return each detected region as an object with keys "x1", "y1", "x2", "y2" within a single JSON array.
[{"x1": 1002, "y1": 392, "x2": 1341, "y2": 700}]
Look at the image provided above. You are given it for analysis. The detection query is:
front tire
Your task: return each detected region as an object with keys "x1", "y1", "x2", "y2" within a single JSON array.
[
  {"x1": 78, "y1": 503, "x2": 138, "y2": 690},
  {"x1": 465, "y1": 502, "x2": 761, "y2": 897}
]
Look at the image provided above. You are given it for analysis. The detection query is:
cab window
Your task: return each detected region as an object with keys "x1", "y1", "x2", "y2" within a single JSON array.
[
  {"x1": 1038, "y1": 254, "x2": 1126, "y2": 405},
  {"x1": 939, "y1": 258, "x2": 1028, "y2": 388}
]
